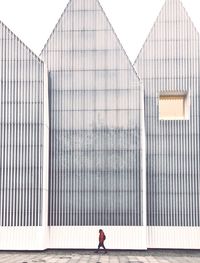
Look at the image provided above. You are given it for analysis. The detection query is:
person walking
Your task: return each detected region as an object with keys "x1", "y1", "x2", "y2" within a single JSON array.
[{"x1": 95, "y1": 229, "x2": 107, "y2": 253}]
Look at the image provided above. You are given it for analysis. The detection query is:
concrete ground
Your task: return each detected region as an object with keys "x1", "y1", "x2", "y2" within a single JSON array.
[{"x1": 0, "y1": 249, "x2": 200, "y2": 263}]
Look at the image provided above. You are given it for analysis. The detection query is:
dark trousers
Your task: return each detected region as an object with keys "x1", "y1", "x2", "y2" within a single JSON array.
[{"x1": 97, "y1": 242, "x2": 107, "y2": 252}]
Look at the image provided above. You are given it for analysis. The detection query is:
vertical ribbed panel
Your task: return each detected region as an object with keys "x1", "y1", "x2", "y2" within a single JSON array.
[
  {"x1": 0, "y1": 22, "x2": 44, "y2": 226},
  {"x1": 134, "y1": 0, "x2": 200, "y2": 226},
  {"x1": 41, "y1": 0, "x2": 143, "y2": 226}
]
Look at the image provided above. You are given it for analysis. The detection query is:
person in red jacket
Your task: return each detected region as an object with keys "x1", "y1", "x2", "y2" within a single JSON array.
[{"x1": 95, "y1": 229, "x2": 107, "y2": 253}]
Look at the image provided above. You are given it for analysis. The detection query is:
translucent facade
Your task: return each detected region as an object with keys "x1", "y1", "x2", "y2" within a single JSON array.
[
  {"x1": 0, "y1": 21, "x2": 45, "y2": 226},
  {"x1": 134, "y1": 0, "x2": 200, "y2": 226},
  {"x1": 1, "y1": 0, "x2": 200, "y2": 250},
  {"x1": 41, "y1": 0, "x2": 144, "y2": 226}
]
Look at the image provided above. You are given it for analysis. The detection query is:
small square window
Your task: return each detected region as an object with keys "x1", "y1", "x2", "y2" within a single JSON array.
[{"x1": 159, "y1": 93, "x2": 189, "y2": 120}]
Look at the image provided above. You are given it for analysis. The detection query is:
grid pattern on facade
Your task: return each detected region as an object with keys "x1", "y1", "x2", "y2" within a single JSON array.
[
  {"x1": 41, "y1": 0, "x2": 144, "y2": 226},
  {"x1": 134, "y1": 0, "x2": 200, "y2": 226},
  {"x1": 0, "y1": 22, "x2": 44, "y2": 226}
]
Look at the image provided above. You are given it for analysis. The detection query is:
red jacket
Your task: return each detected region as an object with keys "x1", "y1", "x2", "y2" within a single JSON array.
[{"x1": 99, "y1": 231, "x2": 105, "y2": 243}]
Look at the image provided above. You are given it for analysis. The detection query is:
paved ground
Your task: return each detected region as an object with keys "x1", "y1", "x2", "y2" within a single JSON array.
[{"x1": 0, "y1": 250, "x2": 200, "y2": 263}]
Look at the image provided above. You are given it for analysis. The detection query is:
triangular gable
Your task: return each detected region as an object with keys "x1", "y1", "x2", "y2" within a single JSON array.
[
  {"x1": 0, "y1": 21, "x2": 42, "y2": 63},
  {"x1": 134, "y1": 0, "x2": 200, "y2": 79},
  {"x1": 41, "y1": 0, "x2": 139, "y2": 82}
]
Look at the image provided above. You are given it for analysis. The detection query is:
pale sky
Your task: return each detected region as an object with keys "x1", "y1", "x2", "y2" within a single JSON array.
[{"x1": 0, "y1": 0, "x2": 199, "y2": 62}]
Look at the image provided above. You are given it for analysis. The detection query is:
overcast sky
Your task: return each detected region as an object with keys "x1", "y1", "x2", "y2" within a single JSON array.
[{"x1": 0, "y1": 0, "x2": 199, "y2": 62}]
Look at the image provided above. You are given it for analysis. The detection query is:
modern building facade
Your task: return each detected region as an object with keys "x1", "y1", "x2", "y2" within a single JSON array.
[
  {"x1": 40, "y1": 0, "x2": 146, "y2": 249},
  {"x1": 0, "y1": 21, "x2": 49, "y2": 249},
  {"x1": 134, "y1": 0, "x2": 200, "y2": 249},
  {"x1": 0, "y1": 0, "x2": 200, "y2": 250}
]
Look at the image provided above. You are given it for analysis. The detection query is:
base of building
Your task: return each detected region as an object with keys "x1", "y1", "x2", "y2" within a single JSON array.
[
  {"x1": 148, "y1": 226, "x2": 200, "y2": 249},
  {"x1": 49, "y1": 226, "x2": 147, "y2": 250},
  {"x1": 0, "y1": 226, "x2": 200, "y2": 250},
  {"x1": 0, "y1": 227, "x2": 48, "y2": 250}
]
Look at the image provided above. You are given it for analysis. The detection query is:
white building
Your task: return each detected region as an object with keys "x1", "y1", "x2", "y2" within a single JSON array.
[{"x1": 0, "y1": 0, "x2": 200, "y2": 250}]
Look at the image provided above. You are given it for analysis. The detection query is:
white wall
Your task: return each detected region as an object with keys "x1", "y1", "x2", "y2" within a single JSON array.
[
  {"x1": 1, "y1": 226, "x2": 200, "y2": 250},
  {"x1": 0, "y1": 227, "x2": 47, "y2": 250},
  {"x1": 148, "y1": 227, "x2": 200, "y2": 249},
  {"x1": 49, "y1": 226, "x2": 147, "y2": 250}
]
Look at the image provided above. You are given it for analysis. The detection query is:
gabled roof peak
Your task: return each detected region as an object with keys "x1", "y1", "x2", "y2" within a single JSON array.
[
  {"x1": 69, "y1": 0, "x2": 101, "y2": 10},
  {"x1": 157, "y1": 0, "x2": 190, "y2": 22},
  {"x1": 134, "y1": 0, "x2": 200, "y2": 66},
  {"x1": 41, "y1": 0, "x2": 139, "y2": 79}
]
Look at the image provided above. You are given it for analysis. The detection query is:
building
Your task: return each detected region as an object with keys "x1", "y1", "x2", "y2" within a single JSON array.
[
  {"x1": 0, "y1": 21, "x2": 49, "y2": 249},
  {"x1": 134, "y1": 0, "x2": 200, "y2": 249},
  {"x1": 0, "y1": 0, "x2": 200, "y2": 250},
  {"x1": 40, "y1": 0, "x2": 145, "y2": 249}
]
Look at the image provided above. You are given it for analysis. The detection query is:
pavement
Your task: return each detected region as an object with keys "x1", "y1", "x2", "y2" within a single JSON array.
[{"x1": 0, "y1": 249, "x2": 200, "y2": 263}]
